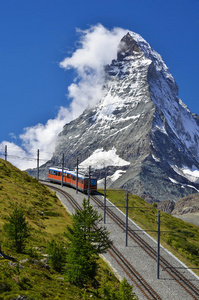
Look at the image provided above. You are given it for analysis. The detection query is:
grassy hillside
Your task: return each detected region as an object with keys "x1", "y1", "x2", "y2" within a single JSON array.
[
  {"x1": 98, "y1": 189, "x2": 199, "y2": 276},
  {"x1": 0, "y1": 159, "x2": 126, "y2": 300}
]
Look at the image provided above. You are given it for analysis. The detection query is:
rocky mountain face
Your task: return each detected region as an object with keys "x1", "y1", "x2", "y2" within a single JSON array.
[
  {"x1": 39, "y1": 32, "x2": 199, "y2": 204},
  {"x1": 172, "y1": 194, "x2": 199, "y2": 215},
  {"x1": 171, "y1": 193, "x2": 199, "y2": 226}
]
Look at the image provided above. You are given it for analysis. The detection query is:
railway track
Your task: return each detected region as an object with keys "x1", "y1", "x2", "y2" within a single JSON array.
[
  {"x1": 42, "y1": 182, "x2": 162, "y2": 299},
  {"x1": 108, "y1": 244, "x2": 161, "y2": 299},
  {"x1": 91, "y1": 194, "x2": 199, "y2": 300}
]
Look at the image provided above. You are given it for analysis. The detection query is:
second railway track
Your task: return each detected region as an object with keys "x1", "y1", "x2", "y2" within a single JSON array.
[{"x1": 91, "y1": 194, "x2": 199, "y2": 300}]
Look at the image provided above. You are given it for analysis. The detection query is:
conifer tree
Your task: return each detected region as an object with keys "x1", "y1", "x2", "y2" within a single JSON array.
[
  {"x1": 4, "y1": 205, "x2": 30, "y2": 253},
  {"x1": 48, "y1": 239, "x2": 66, "y2": 273},
  {"x1": 65, "y1": 198, "x2": 112, "y2": 286}
]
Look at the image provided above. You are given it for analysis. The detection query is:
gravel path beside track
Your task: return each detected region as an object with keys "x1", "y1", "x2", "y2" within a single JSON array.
[{"x1": 46, "y1": 183, "x2": 199, "y2": 300}]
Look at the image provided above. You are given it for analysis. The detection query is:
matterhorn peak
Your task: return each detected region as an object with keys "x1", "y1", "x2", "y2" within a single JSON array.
[
  {"x1": 39, "y1": 30, "x2": 199, "y2": 205},
  {"x1": 117, "y1": 32, "x2": 142, "y2": 60}
]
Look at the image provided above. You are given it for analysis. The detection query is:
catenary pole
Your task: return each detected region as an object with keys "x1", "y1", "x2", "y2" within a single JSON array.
[
  {"x1": 104, "y1": 174, "x2": 107, "y2": 224},
  {"x1": 37, "y1": 149, "x2": 39, "y2": 180},
  {"x1": 126, "y1": 191, "x2": 129, "y2": 247},
  {"x1": 61, "y1": 153, "x2": 64, "y2": 187},
  {"x1": 88, "y1": 165, "x2": 91, "y2": 204},
  {"x1": 76, "y1": 157, "x2": 79, "y2": 194},
  {"x1": 157, "y1": 210, "x2": 160, "y2": 279},
  {"x1": 5, "y1": 145, "x2": 7, "y2": 161}
]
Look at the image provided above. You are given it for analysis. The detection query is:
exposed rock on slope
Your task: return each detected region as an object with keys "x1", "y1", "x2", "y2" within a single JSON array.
[
  {"x1": 172, "y1": 194, "x2": 199, "y2": 215},
  {"x1": 171, "y1": 193, "x2": 199, "y2": 226},
  {"x1": 157, "y1": 200, "x2": 175, "y2": 214}
]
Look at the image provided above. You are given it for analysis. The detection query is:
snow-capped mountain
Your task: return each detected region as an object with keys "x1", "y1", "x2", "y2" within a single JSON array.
[{"x1": 47, "y1": 32, "x2": 199, "y2": 203}]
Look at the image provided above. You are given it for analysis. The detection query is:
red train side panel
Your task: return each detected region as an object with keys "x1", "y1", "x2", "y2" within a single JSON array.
[{"x1": 48, "y1": 167, "x2": 97, "y2": 193}]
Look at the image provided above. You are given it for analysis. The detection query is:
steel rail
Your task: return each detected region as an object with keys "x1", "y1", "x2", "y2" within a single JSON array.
[
  {"x1": 91, "y1": 194, "x2": 199, "y2": 299},
  {"x1": 109, "y1": 244, "x2": 161, "y2": 300}
]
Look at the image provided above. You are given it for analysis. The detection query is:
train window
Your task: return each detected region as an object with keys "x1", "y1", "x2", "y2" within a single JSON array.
[
  {"x1": 91, "y1": 179, "x2": 97, "y2": 185},
  {"x1": 67, "y1": 174, "x2": 71, "y2": 179},
  {"x1": 78, "y1": 178, "x2": 83, "y2": 184},
  {"x1": 84, "y1": 179, "x2": 88, "y2": 185}
]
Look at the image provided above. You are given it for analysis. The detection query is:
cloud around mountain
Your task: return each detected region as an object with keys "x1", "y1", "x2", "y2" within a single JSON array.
[{"x1": 0, "y1": 24, "x2": 127, "y2": 170}]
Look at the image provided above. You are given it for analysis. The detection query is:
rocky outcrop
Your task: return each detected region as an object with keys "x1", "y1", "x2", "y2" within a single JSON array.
[
  {"x1": 171, "y1": 193, "x2": 199, "y2": 226},
  {"x1": 172, "y1": 193, "x2": 199, "y2": 215},
  {"x1": 157, "y1": 200, "x2": 175, "y2": 214}
]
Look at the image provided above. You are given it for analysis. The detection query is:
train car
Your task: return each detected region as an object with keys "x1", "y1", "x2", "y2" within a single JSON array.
[{"x1": 48, "y1": 167, "x2": 97, "y2": 193}]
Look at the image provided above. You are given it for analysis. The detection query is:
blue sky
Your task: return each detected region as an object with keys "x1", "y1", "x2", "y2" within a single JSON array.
[{"x1": 0, "y1": 0, "x2": 199, "y2": 169}]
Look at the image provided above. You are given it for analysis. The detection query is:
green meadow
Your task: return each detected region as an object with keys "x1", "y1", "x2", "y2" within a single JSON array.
[{"x1": 0, "y1": 159, "x2": 135, "y2": 300}]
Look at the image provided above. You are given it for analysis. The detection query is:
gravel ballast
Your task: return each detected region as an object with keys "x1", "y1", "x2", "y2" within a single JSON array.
[{"x1": 48, "y1": 183, "x2": 199, "y2": 300}]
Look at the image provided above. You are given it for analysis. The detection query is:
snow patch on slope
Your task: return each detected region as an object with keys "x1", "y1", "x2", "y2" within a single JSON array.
[
  {"x1": 98, "y1": 170, "x2": 126, "y2": 188},
  {"x1": 171, "y1": 164, "x2": 199, "y2": 183},
  {"x1": 152, "y1": 154, "x2": 161, "y2": 162},
  {"x1": 169, "y1": 177, "x2": 199, "y2": 192},
  {"x1": 79, "y1": 148, "x2": 130, "y2": 169}
]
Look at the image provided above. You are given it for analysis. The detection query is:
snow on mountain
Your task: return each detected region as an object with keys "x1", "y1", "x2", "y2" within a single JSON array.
[
  {"x1": 98, "y1": 170, "x2": 127, "y2": 188},
  {"x1": 79, "y1": 147, "x2": 130, "y2": 170},
  {"x1": 170, "y1": 164, "x2": 199, "y2": 184},
  {"x1": 38, "y1": 31, "x2": 199, "y2": 204}
]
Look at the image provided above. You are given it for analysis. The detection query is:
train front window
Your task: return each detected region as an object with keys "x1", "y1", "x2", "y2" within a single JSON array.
[{"x1": 91, "y1": 179, "x2": 97, "y2": 186}]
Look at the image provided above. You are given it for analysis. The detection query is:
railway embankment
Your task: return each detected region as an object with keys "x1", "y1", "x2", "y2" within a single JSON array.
[{"x1": 46, "y1": 182, "x2": 199, "y2": 300}]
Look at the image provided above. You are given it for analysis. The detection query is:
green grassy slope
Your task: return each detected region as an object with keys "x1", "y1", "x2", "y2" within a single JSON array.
[
  {"x1": 0, "y1": 159, "x2": 123, "y2": 300},
  {"x1": 98, "y1": 189, "x2": 199, "y2": 276}
]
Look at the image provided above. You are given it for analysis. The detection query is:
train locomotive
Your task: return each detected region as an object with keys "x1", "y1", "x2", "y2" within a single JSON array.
[{"x1": 48, "y1": 167, "x2": 97, "y2": 193}]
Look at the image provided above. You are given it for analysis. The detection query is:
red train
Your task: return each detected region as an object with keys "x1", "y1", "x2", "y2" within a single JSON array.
[{"x1": 48, "y1": 167, "x2": 97, "y2": 193}]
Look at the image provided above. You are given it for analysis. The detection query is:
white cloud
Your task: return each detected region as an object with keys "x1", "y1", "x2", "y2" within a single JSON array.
[
  {"x1": 19, "y1": 106, "x2": 71, "y2": 161},
  {"x1": 0, "y1": 141, "x2": 35, "y2": 170},
  {"x1": 60, "y1": 24, "x2": 128, "y2": 114},
  {"x1": 1, "y1": 24, "x2": 127, "y2": 170},
  {"x1": 9, "y1": 133, "x2": 17, "y2": 140},
  {"x1": 0, "y1": 107, "x2": 71, "y2": 170},
  {"x1": 60, "y1": 24, "x2": 127, "y2": 72}
]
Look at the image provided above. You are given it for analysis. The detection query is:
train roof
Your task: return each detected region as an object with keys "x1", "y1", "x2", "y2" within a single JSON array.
[{"x1": 49, "y1": 166, "x2": 97, "y2": 180}]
